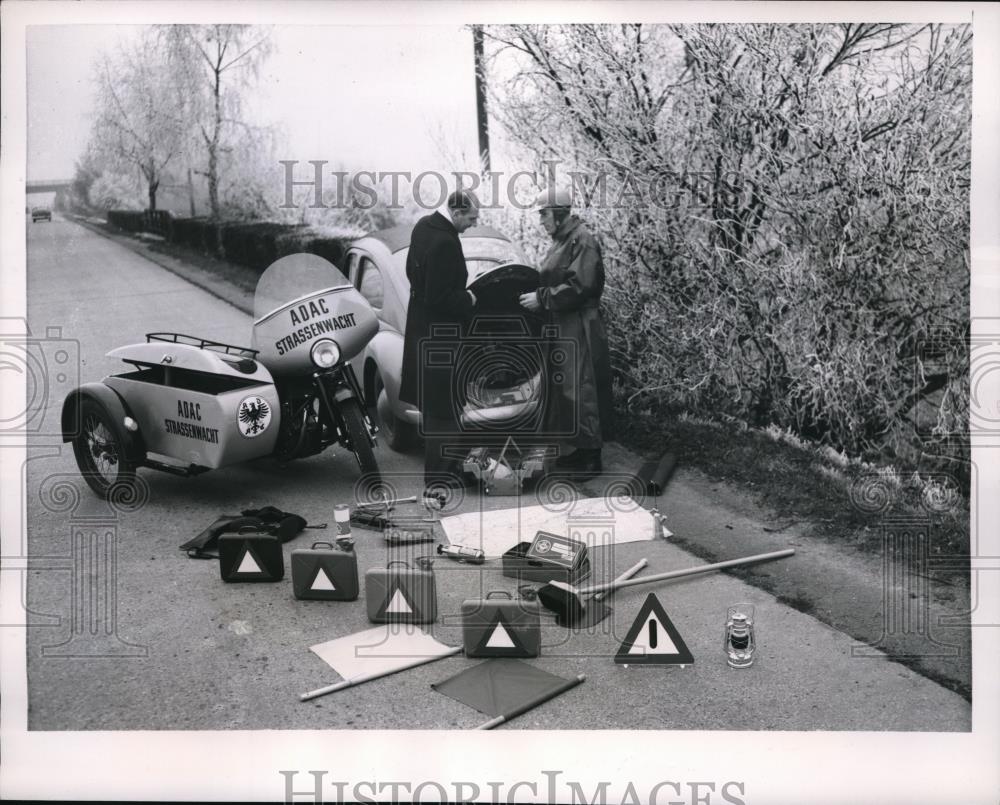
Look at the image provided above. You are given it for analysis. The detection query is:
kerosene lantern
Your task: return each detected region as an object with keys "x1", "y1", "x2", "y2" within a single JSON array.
[{"x1": 725, "y1": 604, "x2": 756, "y2": 668}]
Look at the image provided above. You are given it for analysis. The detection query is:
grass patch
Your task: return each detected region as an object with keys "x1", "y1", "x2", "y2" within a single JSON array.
[
  {"x1": 774, "y1": 593, "x2": 818, "y2": 617},
  {"x1": 144, "y1": 238, "x2": 260, "y2": 299},
  {"x1": 615, "y1": 408, "x2": 970, "y2": 558}
]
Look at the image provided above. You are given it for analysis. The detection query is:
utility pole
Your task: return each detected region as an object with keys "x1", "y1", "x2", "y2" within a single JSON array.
[
  {"x1": 472, "y1": 25, "x2": 491, "y2": 174},
  {"x1": 187, "y1": 166, "x2": 197, "y2": 217}
]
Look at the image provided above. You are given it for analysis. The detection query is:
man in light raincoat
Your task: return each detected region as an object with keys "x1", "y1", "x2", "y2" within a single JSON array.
[{"x1": 519, "y1": 187, "x2": 614, "y2": 479}]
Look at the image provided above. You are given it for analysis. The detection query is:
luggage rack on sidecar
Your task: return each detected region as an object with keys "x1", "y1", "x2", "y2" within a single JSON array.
[
  {"x1": 462, "y1": 436, "x2": 553, "y2": 496},
  {"x1": 146, "y1": 332, "x2": 259, "y2": 359}
]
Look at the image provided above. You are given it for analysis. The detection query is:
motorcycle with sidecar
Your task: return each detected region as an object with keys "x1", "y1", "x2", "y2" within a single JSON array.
[{"x1": 61, "y1": 253, "x2": 382, "y2": 496}]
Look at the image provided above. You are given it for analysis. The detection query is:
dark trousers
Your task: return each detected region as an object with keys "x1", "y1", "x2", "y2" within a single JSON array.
[{"x1": 422, "y1": 411, "x2": 469, "y2": 488}]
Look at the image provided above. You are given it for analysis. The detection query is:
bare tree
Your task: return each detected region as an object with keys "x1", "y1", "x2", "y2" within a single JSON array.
[
  {"x1": 161, "y1": 24, "x2": 273, "y2": 230},
  {"x1": 70, "y1": 141, "x2": 106, "y2": 211},
  {"x1": 91, "y1": 30, "x2": 188, "y2": 211}
]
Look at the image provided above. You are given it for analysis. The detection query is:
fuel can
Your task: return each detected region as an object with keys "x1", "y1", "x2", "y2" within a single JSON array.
[
  {"x1": 462, "y1": 591, "x2": 541, "y2": 658},
  {"x1": 291, "y1": 539, "x2": 359, "y2": 601},
  {"x1": 219, "y1": 528, "x2": 284, "y2": 582},
  {"x1": 365, "y1": 557, "x2": 438, "y2": 624}
]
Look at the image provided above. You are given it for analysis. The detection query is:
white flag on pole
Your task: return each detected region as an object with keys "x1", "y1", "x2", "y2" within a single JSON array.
[{"x1": 310, "y1": 624, "x2": 456, "y2": 681}]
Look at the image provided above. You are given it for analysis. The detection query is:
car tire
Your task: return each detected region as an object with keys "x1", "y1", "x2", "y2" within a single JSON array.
[{"x1": 373, "y1": 371, "x2": 417, "y2": 452}]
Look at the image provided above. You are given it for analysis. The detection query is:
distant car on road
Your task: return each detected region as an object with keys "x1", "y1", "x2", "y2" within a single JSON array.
[
  {"x1": 31, "y1": 206, "x2": 52, "y2": 222},
  {"x1": 346, "y1": 223, "x2": 543, "y2": 451}
]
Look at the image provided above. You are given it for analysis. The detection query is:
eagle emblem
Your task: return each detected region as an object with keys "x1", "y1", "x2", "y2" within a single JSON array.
[{"x1": 237, "y1": 396, "x2": 272, "y2": 438}]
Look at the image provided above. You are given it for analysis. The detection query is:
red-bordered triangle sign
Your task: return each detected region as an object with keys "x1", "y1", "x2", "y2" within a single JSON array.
[{"x1": 615, "y1": 593, "x2": 693, "y2": 666}]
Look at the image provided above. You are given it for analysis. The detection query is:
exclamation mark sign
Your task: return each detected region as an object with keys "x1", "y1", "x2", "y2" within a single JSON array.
[{"x1": 648, "y1": 618, "x2": 658, "y2": 649}]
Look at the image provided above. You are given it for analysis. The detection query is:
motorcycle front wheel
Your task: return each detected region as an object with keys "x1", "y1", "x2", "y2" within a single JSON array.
[{"x1": 340, "y1": 397, "x2": 380, "y2": 478}]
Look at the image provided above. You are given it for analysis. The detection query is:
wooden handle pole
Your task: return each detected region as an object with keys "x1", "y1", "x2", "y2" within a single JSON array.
[
  {"x1": 476, "y1": 674, "x2": 585, "y2": 729},
  {"x1": 355, "y1": 496, "x2": 418, "y2": 508},
  {"x1": 592, "y1": 558, "x2": 648, "y2": 602},
  {"x1": 576, "y1": 549, "x2": 796, "y2": 598},
  {"x1": 300, "y1": 645, "x2": 463, "y2": 702}
]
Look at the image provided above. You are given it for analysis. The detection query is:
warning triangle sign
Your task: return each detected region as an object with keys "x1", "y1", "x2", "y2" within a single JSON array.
[
  {"x1": 375, "y1": 582, "x2": 419, "y2": 620},
  {"x1": 235, "y1": 545, "x2": 269, "y2": 577},
  {"x1": 311, "y1": 568, "x2": 336, "y2": 591},
  {"x1": 615, "y1": 593, "x2": 693, "y2": 666},
  {"x1": 474, "y1": 613, "x2": 533, "y2": 657},
  {"x1": 386, "y1": 589, "x2": 412, "y2": 614},
  {"x1": 485, "y1": 623, "x2": 517, "y2": 648}
]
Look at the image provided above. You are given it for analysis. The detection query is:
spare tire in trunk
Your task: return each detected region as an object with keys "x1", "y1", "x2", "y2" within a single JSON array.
[{"x1": 461, "y1": 262, "x2": 544, "y2": 424}]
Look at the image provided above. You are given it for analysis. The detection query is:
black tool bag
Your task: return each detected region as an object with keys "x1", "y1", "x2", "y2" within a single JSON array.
[{"x1": 181, "y1": 506, "x2": 312, "y2": 559}]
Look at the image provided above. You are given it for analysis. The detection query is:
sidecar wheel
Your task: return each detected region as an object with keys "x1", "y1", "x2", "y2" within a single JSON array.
[
  {"x1": 341, "y1": 398, "x2": 381, "y2": 479},
  {"x1": 72, "y1": 398, "x2": 138, "y2": 497}
]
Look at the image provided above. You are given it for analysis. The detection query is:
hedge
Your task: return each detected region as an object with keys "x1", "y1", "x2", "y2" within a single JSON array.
[
  {"x1": 105, "y1": 211, "x2": 350, "y2": 271},
  {"x1": 106, "y1": 210, "x2": 145, "y2": 233}
]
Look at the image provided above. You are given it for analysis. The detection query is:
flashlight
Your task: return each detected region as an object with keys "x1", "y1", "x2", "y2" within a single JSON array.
[{"x1": 436, "y1": 544, "x2": 486, "y2": 564}]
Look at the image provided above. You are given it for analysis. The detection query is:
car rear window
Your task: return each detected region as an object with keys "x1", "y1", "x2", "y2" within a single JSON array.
[
  {"x1": 393, "y1": 237, "x2": 522, "y2": 285},
  {"x1": 461, "y1": 237, "x2": 520, "y2": 263}
]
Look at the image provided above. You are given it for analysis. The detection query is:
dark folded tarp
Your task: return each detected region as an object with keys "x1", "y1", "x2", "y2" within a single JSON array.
[{"x1": 432, "y1": 659, "x2": 576, "y2": 718}]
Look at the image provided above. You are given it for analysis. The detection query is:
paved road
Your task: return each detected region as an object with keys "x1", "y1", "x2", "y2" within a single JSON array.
[{"x1": 20, "y1": 215, "x2": 971, "y2": 730}]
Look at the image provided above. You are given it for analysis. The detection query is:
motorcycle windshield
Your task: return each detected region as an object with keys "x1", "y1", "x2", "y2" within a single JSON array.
[
  {"x1": 253, "y1": 253, "x2": 353, "y2": 323},
  {"x1": 251, "y1": 252, "x2": 379, "y2": 374}
]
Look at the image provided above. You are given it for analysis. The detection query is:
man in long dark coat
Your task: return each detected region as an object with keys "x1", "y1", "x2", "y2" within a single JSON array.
[
  {"x1": 399, "y1": 190, "x2": 481, "y2": 490},
  {"x1": 520, "y1": 187, "x2": 614, "y2": 479}
]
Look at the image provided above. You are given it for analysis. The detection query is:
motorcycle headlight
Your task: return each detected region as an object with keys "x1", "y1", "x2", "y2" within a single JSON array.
[{"x1": 310, "y1": 339, "x2": 341, "y2": 369}]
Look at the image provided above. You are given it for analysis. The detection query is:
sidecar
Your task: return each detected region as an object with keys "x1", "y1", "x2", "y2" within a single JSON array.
[{"x1": 62, "y1": 333, "x2": 281, "y2": 497}]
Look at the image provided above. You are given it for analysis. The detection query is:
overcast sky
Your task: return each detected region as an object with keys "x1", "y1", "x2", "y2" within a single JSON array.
[{"x1": 26, "y1": 24, "x2": 481, "y2": 182}]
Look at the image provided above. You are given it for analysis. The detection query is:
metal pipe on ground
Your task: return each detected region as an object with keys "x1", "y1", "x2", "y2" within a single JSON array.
[{"x1": 638, "y1": 450, "x2": 678, "y2": 496}]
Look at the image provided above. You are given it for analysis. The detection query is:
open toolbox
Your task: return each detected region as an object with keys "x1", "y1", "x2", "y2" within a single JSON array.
[{"x1": 462, "y1": 437, "x2": 551, "y2": 495}]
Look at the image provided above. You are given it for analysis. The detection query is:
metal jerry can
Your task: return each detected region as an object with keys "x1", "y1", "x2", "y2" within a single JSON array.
[
  {"x1": 462, "y1": 590, "x2": 542, "y2": 658},
  {"x1": 291, "y1": 538, "x2": 359, "y2": 601},
  {"x1": 365, "y1": 557, "x2": 437, "y2": 624},
  {"x1": 219, "y1": 528, "x2": 284, "y2": 582}
]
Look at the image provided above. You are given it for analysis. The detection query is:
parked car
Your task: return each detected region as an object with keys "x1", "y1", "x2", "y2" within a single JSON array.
[
  {"x1": 31, "y1": 206, "x2": 52, "y2": 222},
  {"x1": 346, "y1": 224, "x2": 544, "y2": 451}
]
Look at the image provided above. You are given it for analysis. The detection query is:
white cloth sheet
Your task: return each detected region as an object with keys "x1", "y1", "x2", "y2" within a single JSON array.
[{"x1": 440, "y1": 496, "x2": 670, "y2": 558}]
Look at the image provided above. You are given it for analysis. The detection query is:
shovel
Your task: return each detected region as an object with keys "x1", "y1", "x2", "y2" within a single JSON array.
[
  {"x1": 555, "y1": 558, "x2": 649, "y2": 628},
  {"x1": 537, "y1": 548, "x2": 796, "y2": 622}
]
